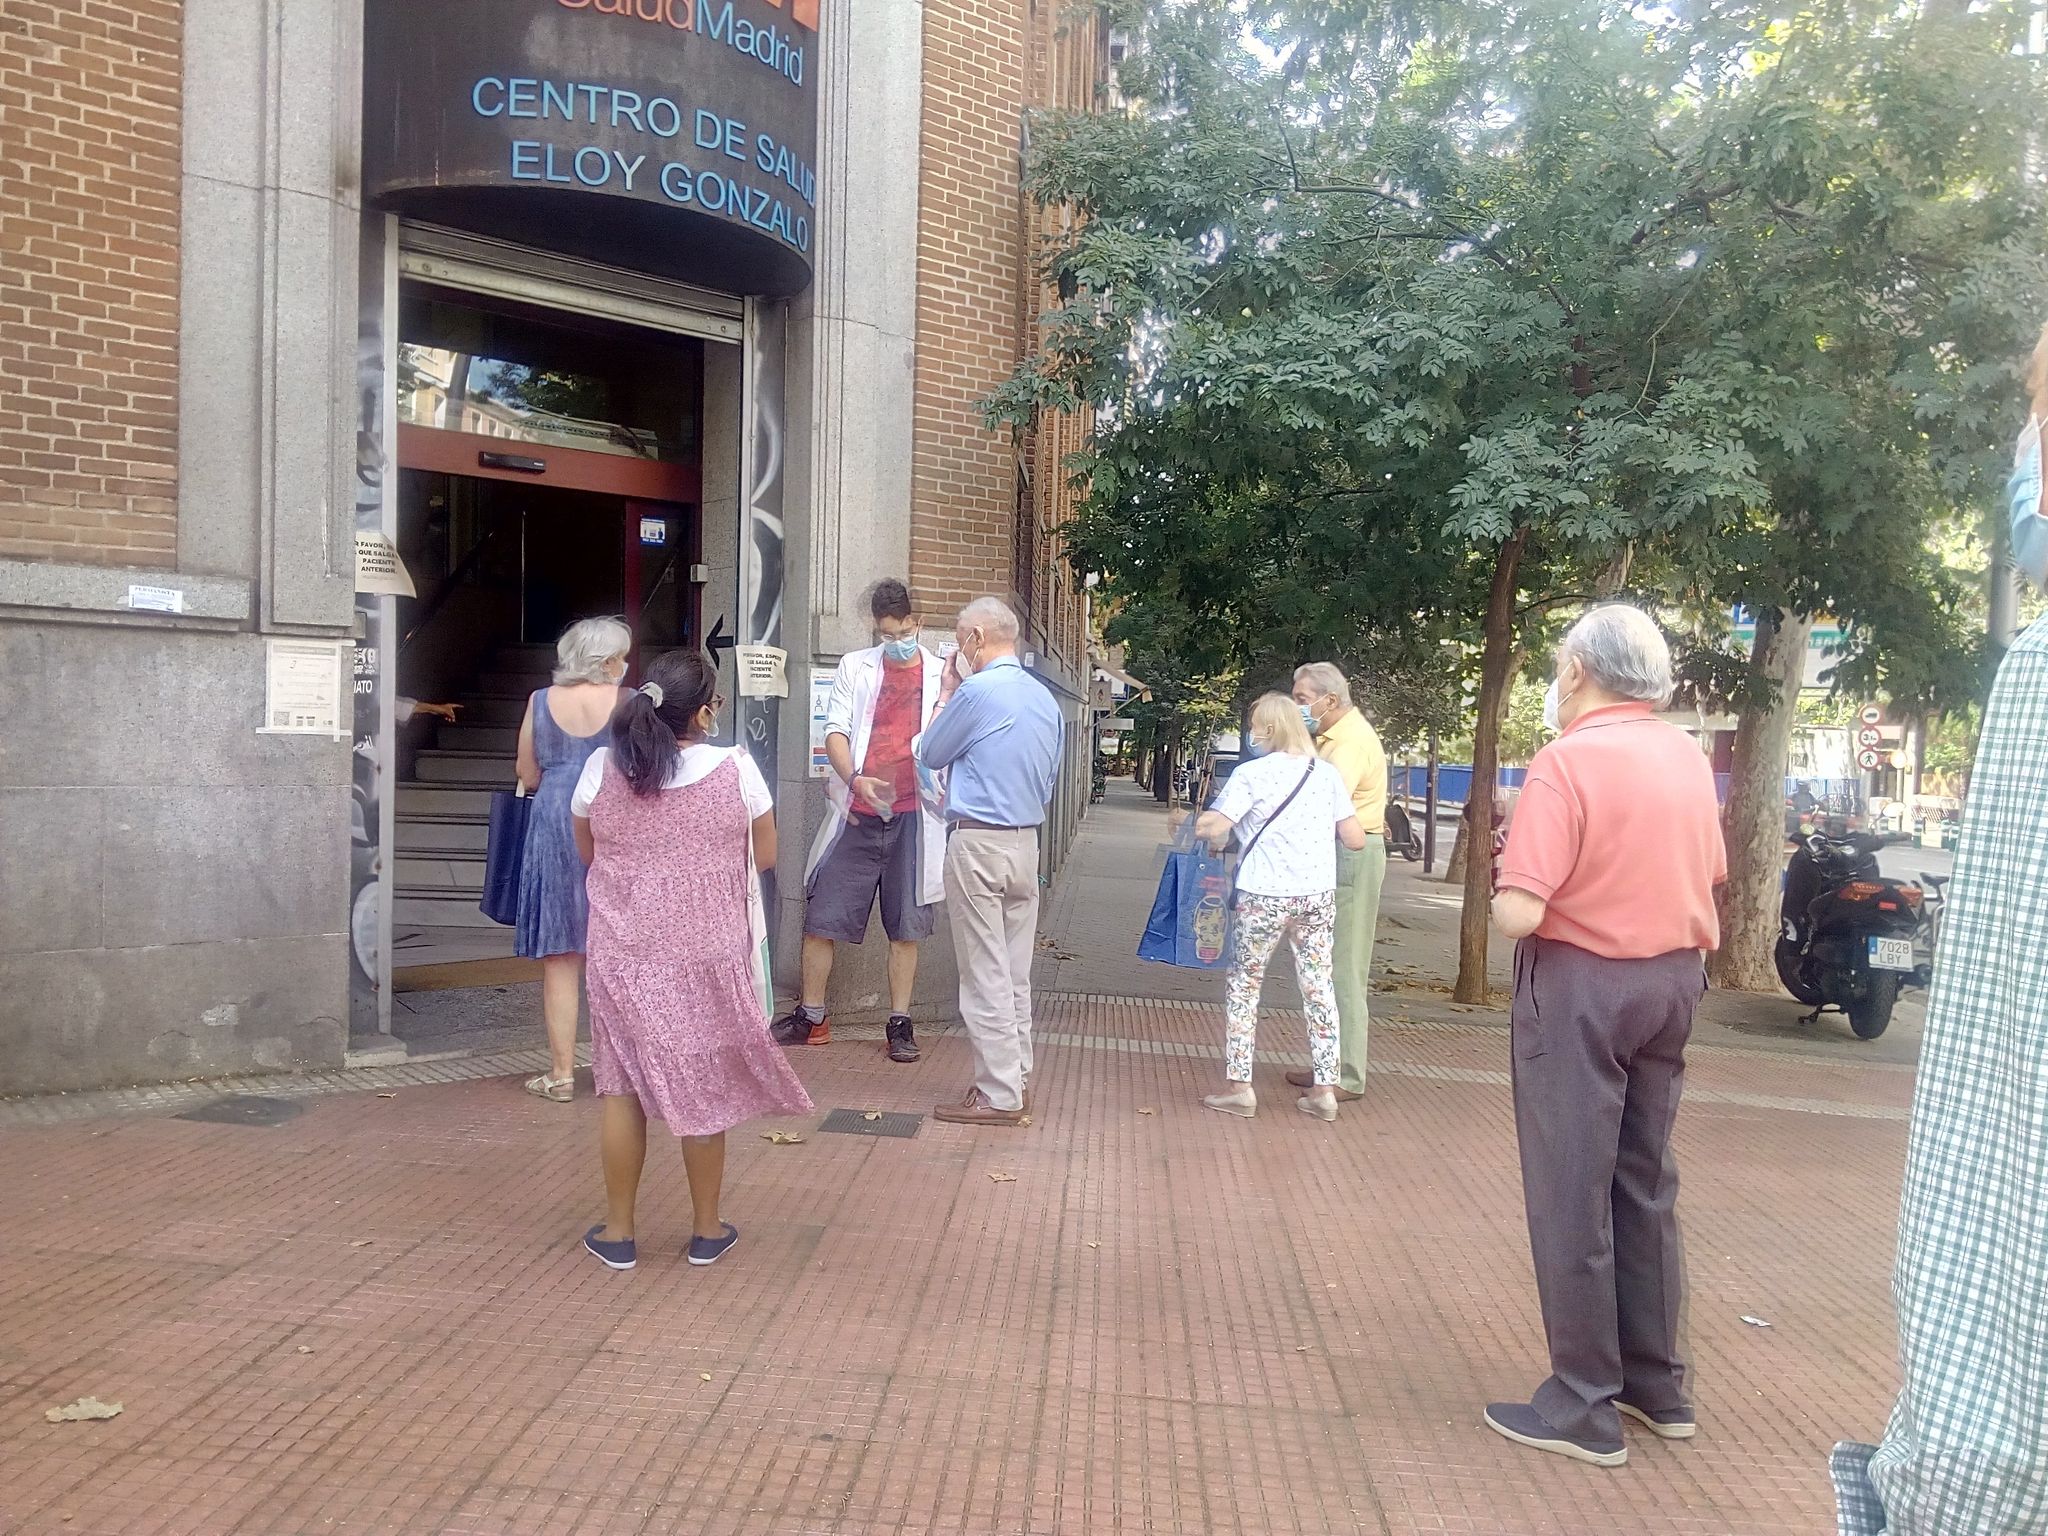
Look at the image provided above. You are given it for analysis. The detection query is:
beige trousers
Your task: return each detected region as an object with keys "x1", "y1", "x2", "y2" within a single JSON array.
[{"x1": 943, "y1": 826, "x2": 1040, "y2": 1111}]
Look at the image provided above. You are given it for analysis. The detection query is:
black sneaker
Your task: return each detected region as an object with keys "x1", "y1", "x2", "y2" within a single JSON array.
[
  {"x1": 886, "y1": 1016, "x2": 920, "y2": 1063},
  {"x1": 771, "y1": 1009, "x2": 820, "y2": 1047}
]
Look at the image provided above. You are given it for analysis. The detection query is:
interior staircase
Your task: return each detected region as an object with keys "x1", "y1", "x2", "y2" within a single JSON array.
[{"x1": 392, "y1": 642, "x2": 555, "y2": 939}]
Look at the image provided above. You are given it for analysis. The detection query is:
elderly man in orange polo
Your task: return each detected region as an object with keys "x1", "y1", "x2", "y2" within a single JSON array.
[{"x1": 1482, "y1": 604, "x2": 1726, "y2": 1470}]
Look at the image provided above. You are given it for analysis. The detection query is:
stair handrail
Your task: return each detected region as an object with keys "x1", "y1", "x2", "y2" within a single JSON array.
[{"x1": 401, "y1": 523, "x2": 505, "y2": 655}]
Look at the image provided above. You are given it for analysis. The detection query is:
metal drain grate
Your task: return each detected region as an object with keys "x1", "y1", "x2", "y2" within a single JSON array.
[
  {"x1": 817, "y1": 1108, "x2": 923, "y2": 1139},
  {"x1": 174, "y1": 1095, "x2": 306, "y2": 1128}
]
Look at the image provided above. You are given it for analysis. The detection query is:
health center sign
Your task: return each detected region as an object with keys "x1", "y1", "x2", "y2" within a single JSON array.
[{"x1": 363, "y1": 0, "x2": 821, "y2": 297}]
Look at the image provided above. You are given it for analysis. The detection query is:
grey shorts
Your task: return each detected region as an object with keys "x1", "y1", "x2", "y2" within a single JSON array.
[{"x1": 805, "y1": 812, "x2": 935, "y2": 944}]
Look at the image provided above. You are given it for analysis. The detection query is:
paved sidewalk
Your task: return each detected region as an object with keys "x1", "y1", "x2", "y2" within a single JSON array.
[{"x1": 0, "y1": 782, "x2": 1911, "y2": 1535}]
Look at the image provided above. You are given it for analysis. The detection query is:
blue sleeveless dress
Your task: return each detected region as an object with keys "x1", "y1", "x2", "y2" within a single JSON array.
[{"x1": 515, "y1": 688, "x2": 611, "y2": 958}]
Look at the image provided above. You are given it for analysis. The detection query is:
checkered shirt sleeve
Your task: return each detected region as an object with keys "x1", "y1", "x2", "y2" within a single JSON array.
[{"x1": 1830, "y1": 615, "x2": 2048, "y2": 1534}]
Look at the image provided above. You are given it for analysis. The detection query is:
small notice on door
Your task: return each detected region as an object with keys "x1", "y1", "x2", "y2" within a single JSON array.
[
  {"x1": 736, "y1": 645, "x2": 789, "y2": 699},
  {"x1": 353, "y1": 532, "x2": 416, "y2": 597},
  {"x1": 260, "y1": 639, "x2": 346, "y2": 738}
]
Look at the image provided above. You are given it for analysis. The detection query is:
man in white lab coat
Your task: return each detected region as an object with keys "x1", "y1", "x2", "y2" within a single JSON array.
[{"x1": 774, "y1": 580, "x2": 949, "y2": 1062}]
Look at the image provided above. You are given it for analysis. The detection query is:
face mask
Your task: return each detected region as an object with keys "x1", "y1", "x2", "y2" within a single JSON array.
[
  {"x1": 1247, "y1": 736, "x2": 1270, "y2": 758},
  {"x1": 1300, "y1": 705, "x2": 1319, "y2": 735},
  {"x1": 1542, "y1": 678, "x2": 1562, "y2": 734},
  {"x1": 882, "y1": 632, "x2": 920, "y2": 663},
  {"x1": 2010, "y1": 418, "x2": 2046, "y2": 590}
]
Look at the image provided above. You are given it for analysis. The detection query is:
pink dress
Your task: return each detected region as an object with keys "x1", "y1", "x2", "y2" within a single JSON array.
[{"x1": 584, "y1": 756, "x2": 813, "y2": 1135}]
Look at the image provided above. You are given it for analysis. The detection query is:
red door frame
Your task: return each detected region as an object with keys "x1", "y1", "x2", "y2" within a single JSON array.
[{"x1": 397, "y1": 424, "x2": 702, "y2": 655}]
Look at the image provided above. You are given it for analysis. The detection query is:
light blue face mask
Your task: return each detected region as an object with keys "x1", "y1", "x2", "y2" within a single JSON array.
[
  {"x1": 1247, "y1": 736, "x2": 1270, "y2": 758},
  {"x1": 881, "y1": 632, "x2": 921, "y2": 663},
  {"x1": 1300, "y1": 705, "x2": 1319, "y2": 736},
  {"x1": 2010, "y1": 419, "x2": 2046, "y2": 591}
]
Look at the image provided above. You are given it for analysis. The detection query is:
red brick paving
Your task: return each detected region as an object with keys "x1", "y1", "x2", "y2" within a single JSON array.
[{"x1": 0, "y1": 989, "x2": 1904, "y2": 1535}]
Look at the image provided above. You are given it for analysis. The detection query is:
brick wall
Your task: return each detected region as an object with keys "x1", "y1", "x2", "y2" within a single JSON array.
[
  {"x1": 0, "y1": 0, "x2": 182, "y2": 567},
  {"x1": 910, "y1": 0, "x2": 1097, "y2": 669}
]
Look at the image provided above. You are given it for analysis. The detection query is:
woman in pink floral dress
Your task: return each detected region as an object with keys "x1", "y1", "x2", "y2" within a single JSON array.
[{"x1": 569, "y1": 648, "x2": 813, "y2": 1270}]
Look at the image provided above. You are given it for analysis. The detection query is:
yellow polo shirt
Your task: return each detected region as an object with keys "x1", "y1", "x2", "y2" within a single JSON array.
[{"x1": 1318, "y1": 708, "x2": 1387, "y2": 835}]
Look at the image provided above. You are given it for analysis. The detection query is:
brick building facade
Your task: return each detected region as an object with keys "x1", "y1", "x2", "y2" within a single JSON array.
[
  {"x1": 0, "y1": 0, "x2": 182, "y2": 566},
  {"x1": 0, "y1": 0, "x2": 1106, "y2": 1095}
]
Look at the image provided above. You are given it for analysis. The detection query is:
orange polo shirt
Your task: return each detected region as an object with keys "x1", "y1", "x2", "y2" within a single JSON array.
[{"x1": 1497, "y1": 702, "x2": 1726, "y2": 959}]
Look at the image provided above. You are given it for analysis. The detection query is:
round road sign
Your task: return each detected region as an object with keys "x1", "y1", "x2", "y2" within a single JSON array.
[
  {"x1": 1859, "y1": 703, "x2": 1883, "y2": 727},
  {"x1": 1857, "y1": 725, "x2": 1883, "y2": 748},
  {"x1": 1857, "y1": 747, "x2": 1883, "y2": 770}
]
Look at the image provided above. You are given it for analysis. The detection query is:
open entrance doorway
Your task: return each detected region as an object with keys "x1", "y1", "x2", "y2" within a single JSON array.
[{"x1": 386, "y1": 284, "x2": 719, "y2": 982}]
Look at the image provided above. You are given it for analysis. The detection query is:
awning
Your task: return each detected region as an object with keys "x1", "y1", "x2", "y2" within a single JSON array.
[{"x1": 1090, "y1": 649, "x2": 1148, "y2": 697}]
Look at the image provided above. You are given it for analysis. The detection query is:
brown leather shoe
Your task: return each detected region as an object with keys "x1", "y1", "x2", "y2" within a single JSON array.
[
  {"x1": 1284, "y1": 1070, "x2": 1363, "y2": 1101},
  {"x1": 932, "y1": 1088, "x2": 1027, "y2": 1126}
]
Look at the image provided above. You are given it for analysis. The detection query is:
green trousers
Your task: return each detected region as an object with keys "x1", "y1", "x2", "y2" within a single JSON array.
[{"x1": 1332, "y1": 836, "x2": 1387, "y2": 1095}]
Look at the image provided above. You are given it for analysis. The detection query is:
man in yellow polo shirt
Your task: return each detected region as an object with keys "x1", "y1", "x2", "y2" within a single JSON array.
[{"x1": 1289, "y1": 662, "x2": 1387, "y2": 1099}]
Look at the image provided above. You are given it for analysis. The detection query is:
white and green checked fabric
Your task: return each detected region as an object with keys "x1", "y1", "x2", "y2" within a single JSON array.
[{"x1": 1833, "y1": 615, "x2": 2048, "y2": 1534}]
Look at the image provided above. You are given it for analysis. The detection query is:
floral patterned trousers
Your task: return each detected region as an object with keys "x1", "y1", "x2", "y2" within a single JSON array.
[{"x1": 1225, "y1": 891, "x2": 1340, "y2": 1085}]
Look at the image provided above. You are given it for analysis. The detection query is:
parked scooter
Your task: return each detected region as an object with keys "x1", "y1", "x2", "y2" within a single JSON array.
[
  {"x1": 1384, "y1": 800, "x2": 1424, "y2": 862},
  {"x1": 1775, "y1": 830, "x2": 1939, "y2": 1040}
]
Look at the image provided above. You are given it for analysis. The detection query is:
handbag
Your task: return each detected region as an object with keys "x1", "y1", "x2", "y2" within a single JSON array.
[
  {"x1": 1137, "y1": 826, "x2": 1232, "y2": 969},
  {"x1": 734, "y1": 748, "x2": 775, "y2": 1020},
  {"x1": 479, "y1": 784, "x2": 531, "y2": 926},
  {"x1": 1226, "y1": 761, "x2": 1316, "y2": 913}
]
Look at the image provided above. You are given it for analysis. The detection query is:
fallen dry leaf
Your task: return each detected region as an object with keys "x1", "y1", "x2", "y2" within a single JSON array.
[
  {"x1": 350, "y1": 1240, "x2": 373, "y2": 1248},
  {"x1": 44, "y1": 1397, "x2": 121, "y2": 1424},
  {"x1": 986, "y1": 1171, "x2": 1018, "y2": 1183},
  {"x1": 1086, "y1": 1242, "x2": 1100, "y2": 1249},
  {"x1": 1137, "y1": 1107, "x2": 1157, "y2": 1116},
  {"x1": 296, "y1": 1346, "x2": 314, "y2": 1355},
  {"x1": 761, "y1": 1130, "x2": 806, "y2": 1145},
  {"x1": 699, "y1": 1372, "x2": 713, "y2": 1382},
  {"x1": 861, "y1": 1110, "x2": 882, "y2": 1122},
  {"x1": 374, "y1": 1092, "x2": 397, "y2": 1099}
]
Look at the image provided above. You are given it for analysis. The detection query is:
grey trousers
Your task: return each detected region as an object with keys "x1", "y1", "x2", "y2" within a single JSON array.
[
  {"x1": 944, "y1": 826, "x2": 1040, "y2": 1111},
  {"x1": 1511, "y1": 936, "x2": 1704, "y2": 1444}
]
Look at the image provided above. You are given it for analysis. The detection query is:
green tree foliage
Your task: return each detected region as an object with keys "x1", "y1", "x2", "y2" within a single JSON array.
[{"x1": 992, "y1": 0, "x2": 2047, "y2": 994}]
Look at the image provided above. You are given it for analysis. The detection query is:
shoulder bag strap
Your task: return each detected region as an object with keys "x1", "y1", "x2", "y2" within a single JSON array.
[{"x1": 1229, "y1": 760, "x2": 1317, "y2": 909}]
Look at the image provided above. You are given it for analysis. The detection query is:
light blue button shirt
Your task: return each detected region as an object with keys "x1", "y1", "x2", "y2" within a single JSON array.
[{"x1": 915, "y1": 655, "x2": 1062, "y2": 827}]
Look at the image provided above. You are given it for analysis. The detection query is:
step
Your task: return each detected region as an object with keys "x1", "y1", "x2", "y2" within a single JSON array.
[
  {"x1": 394, "y1": 890, "x2": 499, "y2": 928},
  {"x1": 395, "y1": 818, "x2": 489, "y2": 853},
  {"x1": 455, "y1": 697, "x2": 528, "y2": 726},
  {"x1": 437, "y1": 724, "x2": 521, "y2": 754},
  {"x1": 417, "y1": 750, "x2": 518, "y2": 786},
  {"x1": 395, "y1": 853, "x2": 486, "y2": 894},
  {"x1": 396, "y1": 784, "x2": 494, "y2": 817}
]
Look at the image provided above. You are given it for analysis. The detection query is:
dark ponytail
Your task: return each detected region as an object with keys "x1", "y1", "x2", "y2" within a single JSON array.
[{"x1": 610, "y1": 648, "x2": 718, "y2": 796}]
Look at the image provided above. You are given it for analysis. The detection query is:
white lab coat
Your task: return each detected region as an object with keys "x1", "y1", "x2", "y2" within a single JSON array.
[{"x1": 802, "y1": 644, "x2": 949, "y2": 908}]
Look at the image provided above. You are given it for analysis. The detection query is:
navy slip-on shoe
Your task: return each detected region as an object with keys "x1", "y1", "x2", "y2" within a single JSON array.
[
  {"x1": 583, "y1": 1224, "x2": 637, "y2": 1271},
  {"x1": 1484, "y1": 1402, "x2": 1626, "y2": 1467},
  {"x1": 687, "y1": 1222, "x2": 740, "y2": 1267},
  {"x1": 1618, "y1": 1400, "x2": 1697, "y2": 1440}
]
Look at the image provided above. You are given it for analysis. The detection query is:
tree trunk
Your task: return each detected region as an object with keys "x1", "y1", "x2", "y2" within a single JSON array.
[
  {"x1": 1707, "y1": 608, "x2": 1811, "y2": 992},
  {"x1": 1455, "y1": 529, "x2": 1528, "y2": 1004},
  {"x1": 1444, "y1": 813, "x2": 1470, "y2": 883}
]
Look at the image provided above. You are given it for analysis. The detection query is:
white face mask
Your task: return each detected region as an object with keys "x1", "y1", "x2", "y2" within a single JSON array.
[{"x1": 1542, "y1": 678, "x2": 1562, "y2": 734}]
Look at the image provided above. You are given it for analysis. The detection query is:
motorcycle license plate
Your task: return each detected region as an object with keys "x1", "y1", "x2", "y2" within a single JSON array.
[{"x1": 1868, "y1": 936, "x2": 1914, "y2": 972}]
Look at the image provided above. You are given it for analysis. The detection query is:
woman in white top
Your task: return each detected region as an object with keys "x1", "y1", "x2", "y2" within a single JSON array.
[{"x1": 1196, "y1": 692, "x2": 1367, "y2": 1121}]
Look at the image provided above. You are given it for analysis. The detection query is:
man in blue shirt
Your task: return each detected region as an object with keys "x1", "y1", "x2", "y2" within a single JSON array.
[{"x1": 915, "y1": 596, "x2": 1063, "y2": 1125}]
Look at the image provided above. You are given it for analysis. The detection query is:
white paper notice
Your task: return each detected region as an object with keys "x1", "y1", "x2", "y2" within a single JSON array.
[
  {"x1": 736, "y1": 645, "x2": 789, "y2": 699},
  {"x1": 261, "y1": 639, "x2": 346, "y2": 738},
  {"x1": 124, "y1": 584, "x2": 184, "y2": 614},
  {"x1": 353, "y1": 532, "x2": 417, "y2": 598}
]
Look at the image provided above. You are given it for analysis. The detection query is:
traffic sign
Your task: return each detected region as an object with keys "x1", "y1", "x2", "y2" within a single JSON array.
[
  {"x1": 1857, "y1": 747, "x2": 1882, "y2": 770},
  {"x1": 1859, "y1": 703, "x2": 1883, "y2": 726},
  {"x1": 1857, "y1": 725, "x2": 1883, "y2": 748}
]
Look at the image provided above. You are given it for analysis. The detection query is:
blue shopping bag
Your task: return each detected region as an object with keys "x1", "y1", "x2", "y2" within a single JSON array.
[{"x1": 1137, "y1": 843, "x2": 1232, "y2": 969}]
